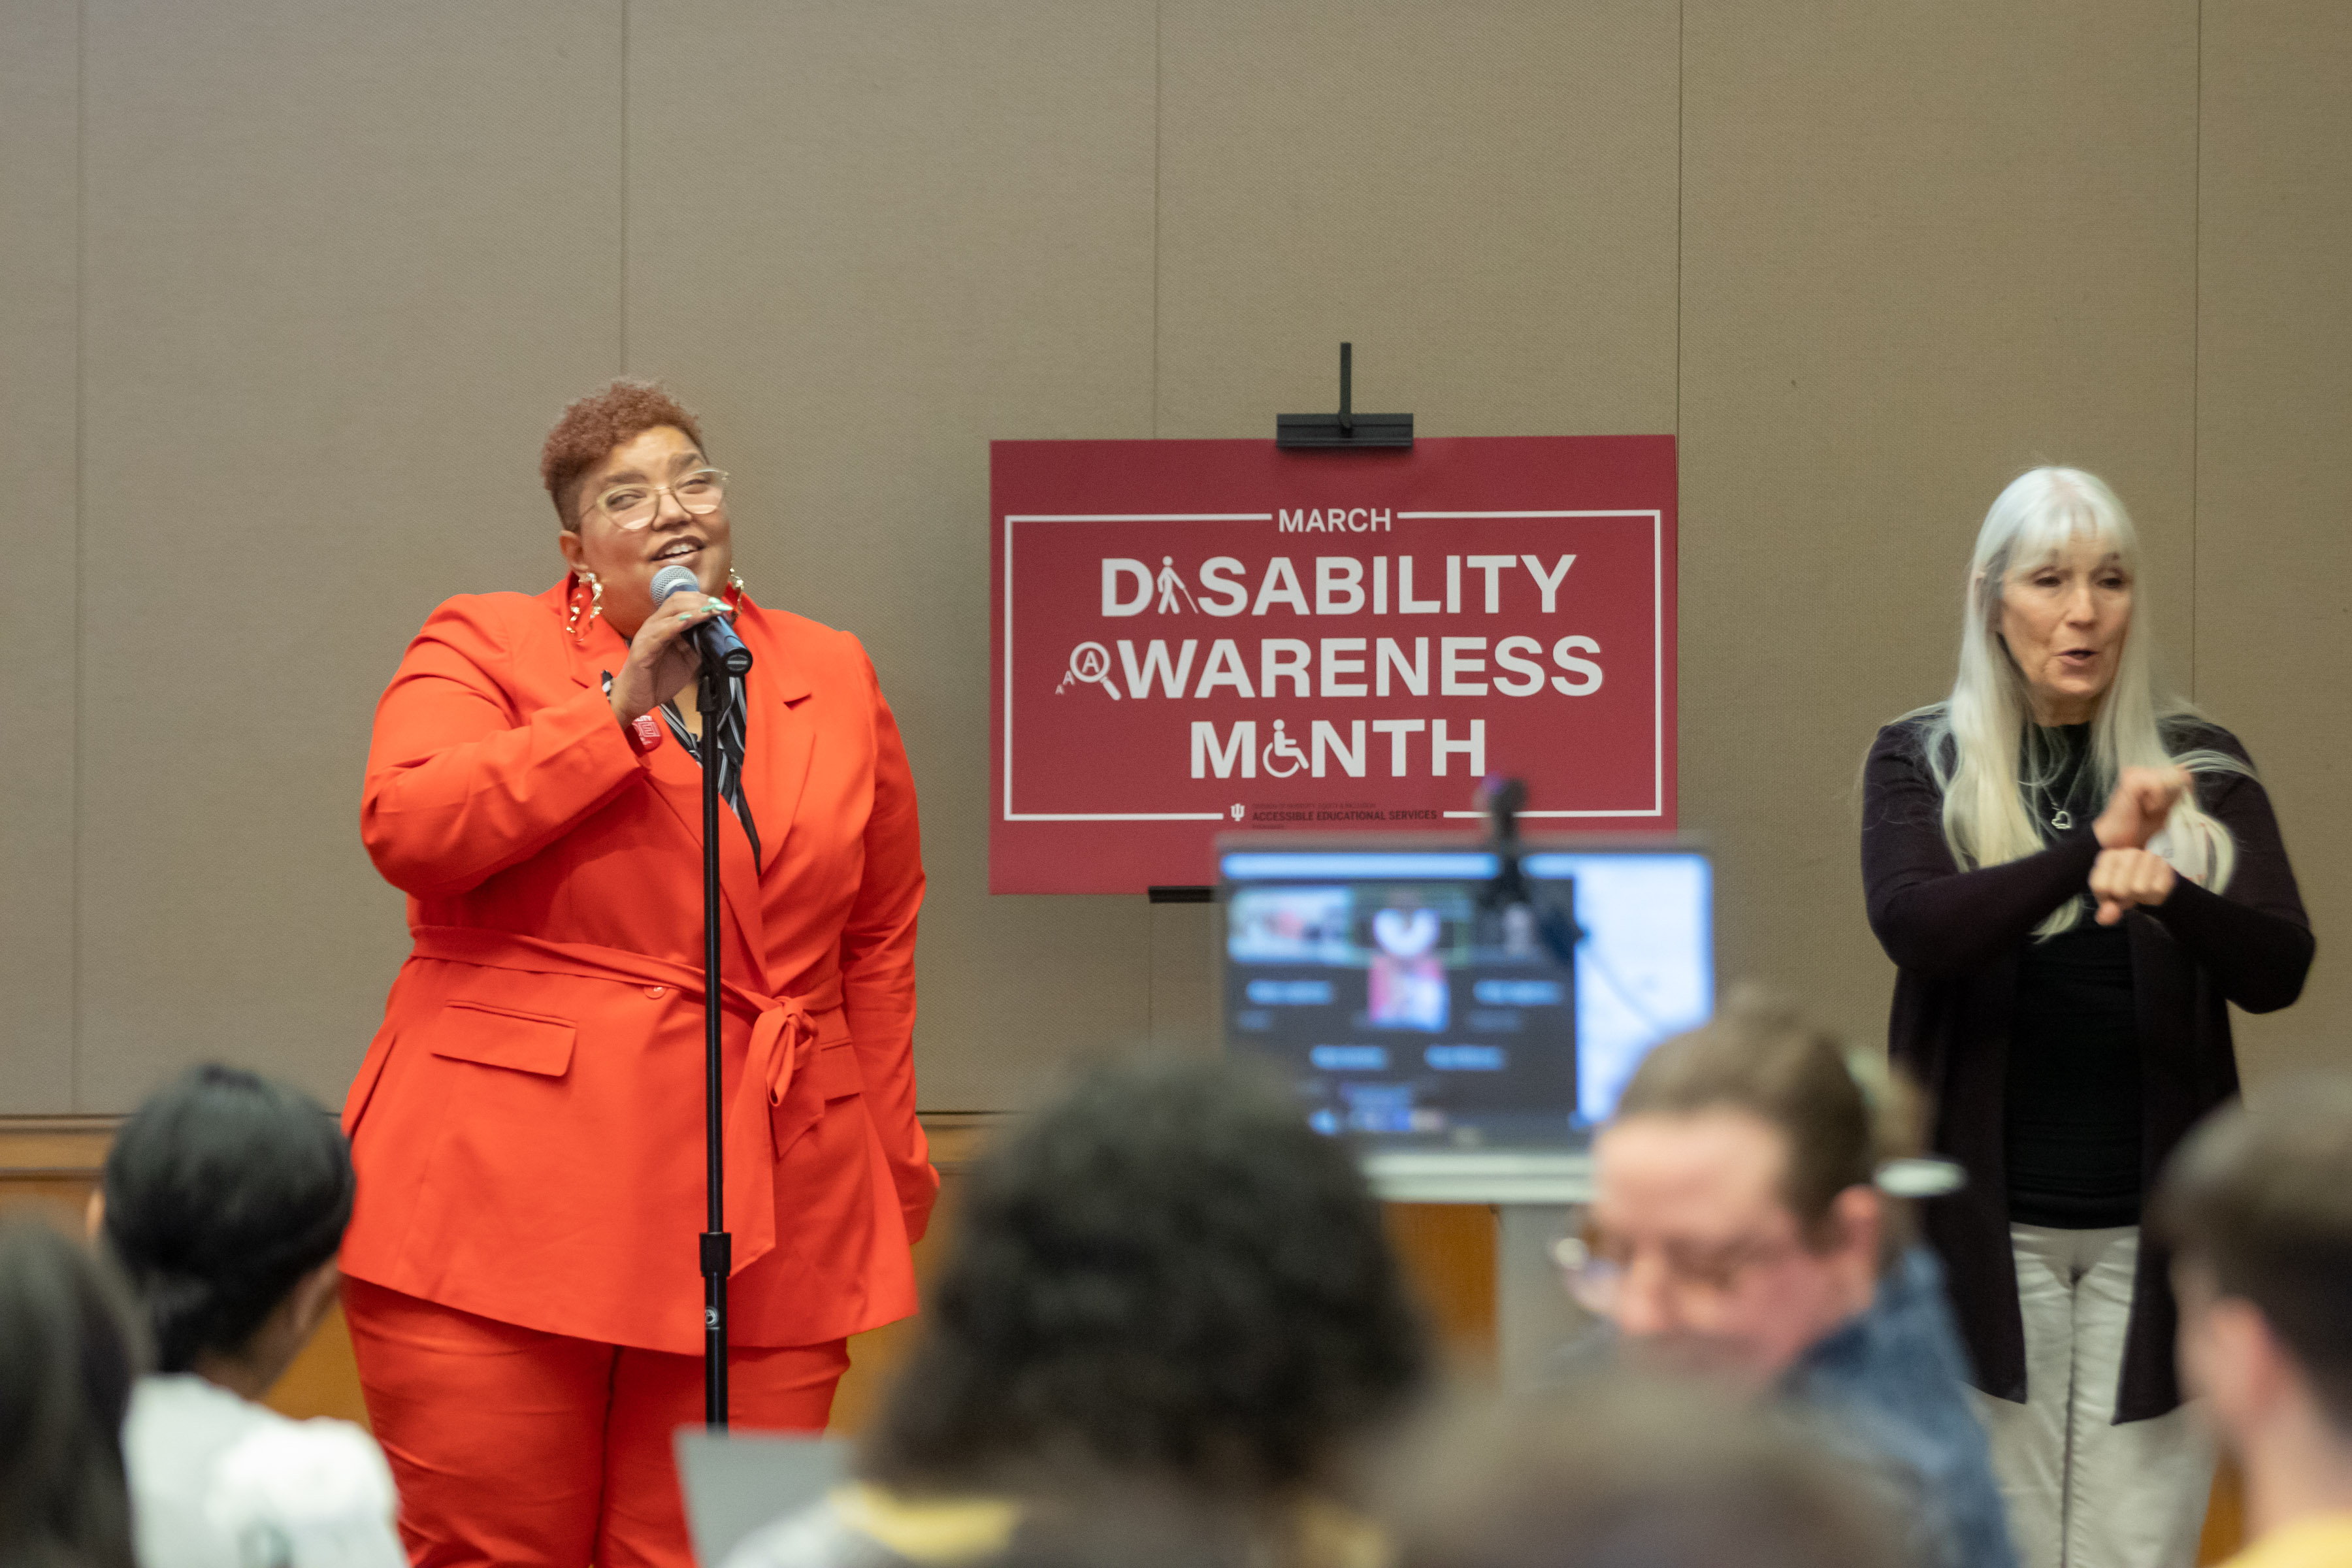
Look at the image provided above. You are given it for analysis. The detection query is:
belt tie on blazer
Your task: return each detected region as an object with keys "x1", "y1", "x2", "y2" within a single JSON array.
[{"x1": 408, "y1": 926, "x2": 847, "y2": 1277}]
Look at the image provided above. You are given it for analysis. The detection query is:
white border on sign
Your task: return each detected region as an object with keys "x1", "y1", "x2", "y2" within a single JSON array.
[
  {"x1": 1000, "y1": 511, "x2": 1665, "y2": 822},
  {"x1": 1396, "y1": 512, "x2": 1664, "y2": 819}
]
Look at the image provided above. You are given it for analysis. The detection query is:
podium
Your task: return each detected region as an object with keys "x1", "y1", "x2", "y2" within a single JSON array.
[{"x1": 1363, "y1": 1149, "x2": 1595, "y2": 1386}]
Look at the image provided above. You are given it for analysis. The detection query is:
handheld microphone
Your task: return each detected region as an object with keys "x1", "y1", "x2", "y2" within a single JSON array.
[{"x1": 650, "y1": 564, "x2": 753, "y2": 677}]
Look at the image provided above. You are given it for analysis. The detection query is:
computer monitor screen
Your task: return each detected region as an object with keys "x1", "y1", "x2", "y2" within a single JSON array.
[{"x1": 1219, "y1": 840, "x2": 1712, "y2": 1146}]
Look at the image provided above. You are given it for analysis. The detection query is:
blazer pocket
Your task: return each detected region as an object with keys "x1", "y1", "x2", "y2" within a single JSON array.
[
  {"x1": 429, "y1": 1000, "x2": 576, "y2": 1077},
  {"x1": 811, "y1": 1039, "x2": 864, "y2": 1102}
]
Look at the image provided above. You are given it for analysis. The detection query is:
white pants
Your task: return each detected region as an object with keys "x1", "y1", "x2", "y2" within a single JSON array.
[{"x1": 1968, "y1": 1225, "x2": 2216, "y2": 1568}]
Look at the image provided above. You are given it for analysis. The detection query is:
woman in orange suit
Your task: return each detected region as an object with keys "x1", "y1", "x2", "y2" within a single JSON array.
[{"x1": 338, "y1": 380, "x2": 936, "y2": 1568}]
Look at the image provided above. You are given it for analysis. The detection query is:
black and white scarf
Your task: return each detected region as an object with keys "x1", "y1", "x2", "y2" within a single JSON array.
[{"x1": 605, "y1": 671, "x2": 761, "y2": 870}]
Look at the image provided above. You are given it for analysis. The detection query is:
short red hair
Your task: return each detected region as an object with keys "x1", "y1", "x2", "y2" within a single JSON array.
[{"x1": 540, "y1": 378, "x2": 708, "y2": 528}]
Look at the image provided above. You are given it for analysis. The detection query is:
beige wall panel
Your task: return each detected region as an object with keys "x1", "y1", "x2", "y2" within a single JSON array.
[
  {"x1": 0, "y1": 0, "x2": 80, "y2": 1110},
  {"x1": 1149, "y1": 901, "x2": 1218, "y2": 1058},
  {"x1": 74, "y1": 0, "x2": 624, "y2": 1111},
  {"x1": 623, "y1": 1, "x2": 1161, "y2": 1109},
  {"x1": 1679, "y1": 2, "x2": 2200, "y2": 1043},
  {"x1": 1156, "y1": 0, "x2": 1680, "y2": 440},
  {"x1": 31, "y1": 0, "x2": 2335, "y2": 1124},
  {"x1": 2193, "y1": 4, "x2": 2352, "y2": 1085}
]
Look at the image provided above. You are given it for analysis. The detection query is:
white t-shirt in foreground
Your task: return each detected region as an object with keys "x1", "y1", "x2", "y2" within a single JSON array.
[{"x1": 124, "y1": 1374, "x2": 406, "y2": 1568}]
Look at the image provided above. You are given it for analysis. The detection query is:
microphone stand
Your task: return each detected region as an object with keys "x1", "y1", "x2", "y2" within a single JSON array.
[{"x1": 698, "y1": 655, "x2": 735, "y2": 1430}]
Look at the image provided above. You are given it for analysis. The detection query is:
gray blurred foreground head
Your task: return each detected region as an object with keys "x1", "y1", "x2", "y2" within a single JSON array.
[{"x1": 1392, "y1": 1377, "x2": 1911, "y2": 1568}]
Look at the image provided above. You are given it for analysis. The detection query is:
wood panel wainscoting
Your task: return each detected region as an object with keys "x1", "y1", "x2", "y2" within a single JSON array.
[
  {"x1": 0, "y1": 1112, "x2": 2239, "y2": 1558},
  {"x1": 0, "y1": 1111, "x2": 1495, "y2": 1433}
]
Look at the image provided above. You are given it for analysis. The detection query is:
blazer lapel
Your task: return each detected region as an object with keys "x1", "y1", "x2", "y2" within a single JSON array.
[
  {"x1": 562, "y1": 580, "x2": 629, "y2": 694},
  {"x1": 739, "y1": 604, "x2": 818, "y2": 895}
]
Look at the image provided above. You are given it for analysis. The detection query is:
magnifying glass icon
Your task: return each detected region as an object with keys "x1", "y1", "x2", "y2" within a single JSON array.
[{"x1": 1066, "y1": 641, "x2": 1121, "y2": 699}]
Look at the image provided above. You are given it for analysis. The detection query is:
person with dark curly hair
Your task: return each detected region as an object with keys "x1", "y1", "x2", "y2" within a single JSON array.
[
  {"x1": 101, "y1": 1064, "x2": 404, "y2": 1568},
  {"x1": 721, "y1": 1060, "x2": 1431, "y2": 1568},
  {"x1": 0, "y1": 1215, "x2": 141, "y2": 1568},
  {"x1": 338, "y1": 378, "x2": 935, "y2": 1567}
]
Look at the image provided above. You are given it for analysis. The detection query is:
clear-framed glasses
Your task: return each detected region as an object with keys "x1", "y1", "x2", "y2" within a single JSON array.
[
  {"x1": 589, "y1": 467, "x2": 729, "y2": 531},
  {"x1": 1551, "y1": 1219, "x2": 1801, "y2": 1320}
]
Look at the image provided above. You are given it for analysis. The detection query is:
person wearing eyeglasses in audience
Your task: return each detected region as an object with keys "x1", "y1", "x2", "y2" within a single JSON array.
[
  {"x1": 336, "y1": 379, "x2": 936, "y2": 1568},
  {"x1": 1560, "y1": 990, "x2": 2014, "y2": 1568}
]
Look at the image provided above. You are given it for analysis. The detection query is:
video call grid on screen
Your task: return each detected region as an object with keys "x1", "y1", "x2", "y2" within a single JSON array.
[{"x1": 1219, "y1": 839, "x2": 1712, "y2": 1147}]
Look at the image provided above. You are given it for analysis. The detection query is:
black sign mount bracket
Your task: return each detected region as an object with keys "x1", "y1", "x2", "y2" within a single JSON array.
[{"x1": 1275, "y1": 342, "x2": 1413, "y2": 450}]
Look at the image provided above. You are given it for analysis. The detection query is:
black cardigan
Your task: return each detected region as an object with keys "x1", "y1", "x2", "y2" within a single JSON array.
[{"x1": 1861, "y1": 719, "x2": 2313, "y2": 1422}]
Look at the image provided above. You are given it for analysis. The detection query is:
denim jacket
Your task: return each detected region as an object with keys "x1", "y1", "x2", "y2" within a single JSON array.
[{"x1": 1786, "y1": 1247, "x2": 2018, "y2": 1568}]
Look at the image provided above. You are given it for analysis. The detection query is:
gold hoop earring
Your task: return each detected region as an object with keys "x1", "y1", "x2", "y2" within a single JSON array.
[
  {"x1": 727, "y1": 568, "x2": 748, "y2": 606},
  {"x1": 568, "y1": 571, "x2": 604, "y2": 642}
]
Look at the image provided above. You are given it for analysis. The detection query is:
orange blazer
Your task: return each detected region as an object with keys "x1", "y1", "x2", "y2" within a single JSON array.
[{"x1": 340, "y1": 580, "x2": 935, "y2": 1354}]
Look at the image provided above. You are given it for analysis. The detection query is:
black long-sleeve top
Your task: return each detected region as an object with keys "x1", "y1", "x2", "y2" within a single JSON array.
[
  {"x1": 2004, "y1": 725, "x2": 2142, "y2": 1230},
  {"x1": 1861, "y1": 717, "x2": 2313, "y2": 1421}
]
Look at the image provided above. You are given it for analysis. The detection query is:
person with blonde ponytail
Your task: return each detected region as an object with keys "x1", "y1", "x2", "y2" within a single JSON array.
[{"x1": 1862, "y1": 467, "x2": 2314, "y2": 1568}]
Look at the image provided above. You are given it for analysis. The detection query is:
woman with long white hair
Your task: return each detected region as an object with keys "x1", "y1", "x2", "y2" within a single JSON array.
[{"x1": 1861, "y1": 466, "x2": 2313, "y2": 1568}]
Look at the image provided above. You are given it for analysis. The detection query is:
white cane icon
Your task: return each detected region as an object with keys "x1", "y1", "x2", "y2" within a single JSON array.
[{"x1": 1155, "y1": 557, "x2": 1199, "y2": 614}]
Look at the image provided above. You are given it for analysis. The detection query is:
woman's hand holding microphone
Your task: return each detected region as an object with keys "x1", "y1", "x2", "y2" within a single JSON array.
[
  {"x1": 608, "y1": 589, "x2": 734, "y2": 728},
  {"x1": 2089, "y1": 766, "x2": 2189, "y2": 925}
]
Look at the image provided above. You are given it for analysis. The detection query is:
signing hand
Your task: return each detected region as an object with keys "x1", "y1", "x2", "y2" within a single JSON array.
[
  {"x1": 609, "y1": 590, "x2": 734, "y2": 728},
  {"x1": 2091, "y1": 847, "x2": 2176, "y2": 925},
  {"x1": 2093, "y1": 766, "x2": 2190, "y2": 851}
]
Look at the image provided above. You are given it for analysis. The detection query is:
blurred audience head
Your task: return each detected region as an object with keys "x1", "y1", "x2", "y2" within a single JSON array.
[
  {"x1": 864, "y1": 1058, "x2": 1429, "y2": 1503},
  {"x1": 1579, "y1": 989, "x2": 1921, "y2": 1387},
  {"x1": 100, "y1": 1064, "x2": 355, "y2": 1396},
  {"x1": 1392, "y1": 1378, "x2": 1908, "y2": 1568},
  {"x1": 0, "y1": 1215, "x2": 140, "y2": 1568},
  {"x1": 2152, "y1": 1077, "x2": 2352, "y2": 1502}
]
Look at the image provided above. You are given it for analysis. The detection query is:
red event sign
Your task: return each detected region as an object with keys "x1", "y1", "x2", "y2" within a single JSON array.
[{"x1": 988, "y1": 436, "x2": 1676, "y2": 892}]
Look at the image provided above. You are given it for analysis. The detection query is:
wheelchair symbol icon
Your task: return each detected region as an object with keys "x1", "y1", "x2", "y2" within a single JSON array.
[{"x1": 1262, "y1": 719, "x2": 1307, "y2": 778}]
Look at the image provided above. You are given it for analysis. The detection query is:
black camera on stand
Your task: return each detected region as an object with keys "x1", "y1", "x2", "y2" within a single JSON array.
[{"x1": 1475, "y1": 777, "x2": 1584, "y2": 971}]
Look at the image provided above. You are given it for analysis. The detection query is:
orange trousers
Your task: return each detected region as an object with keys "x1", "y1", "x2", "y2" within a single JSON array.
[{"x1": 343, "y1": 1277, "x2": 849, "y2": 1568}]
